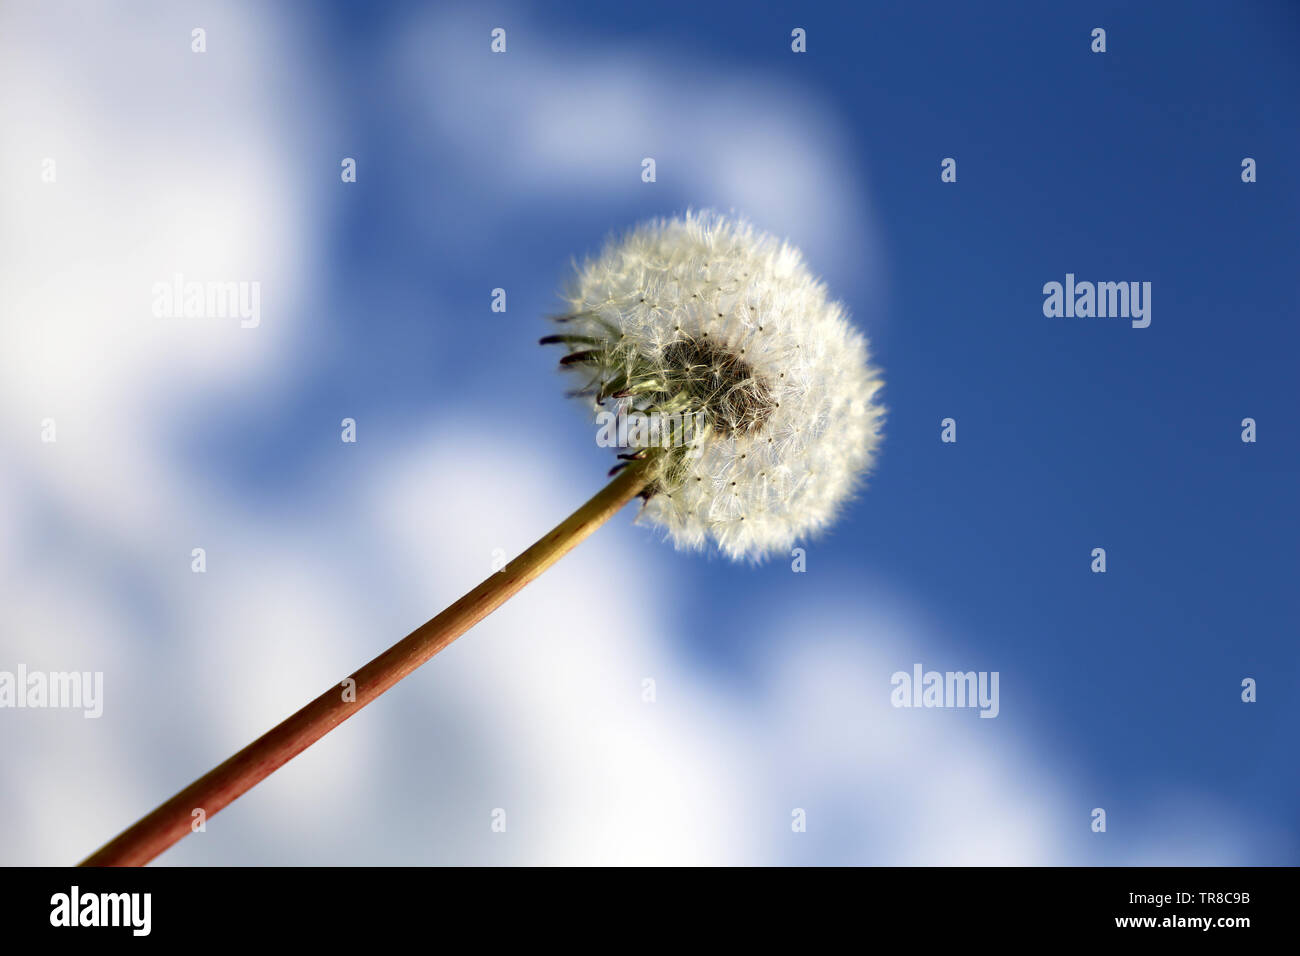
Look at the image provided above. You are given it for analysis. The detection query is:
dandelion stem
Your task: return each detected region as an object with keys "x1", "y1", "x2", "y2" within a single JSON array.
[{"x1": 78, "y1": 455, "x2": 656, "y2": 867}]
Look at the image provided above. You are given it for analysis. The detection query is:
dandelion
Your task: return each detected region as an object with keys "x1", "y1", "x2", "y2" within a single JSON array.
[
  {"x1": 80, "y1": 211, "x2": 885, "y2": 866},
  {"x1": 546, "y1": 210, "x2": 884, "y2": 560}
]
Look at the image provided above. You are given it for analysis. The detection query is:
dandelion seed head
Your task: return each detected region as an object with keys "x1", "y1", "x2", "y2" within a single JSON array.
[{"x1": 548, "y1": 210, "x2": 885, "y2": 561}]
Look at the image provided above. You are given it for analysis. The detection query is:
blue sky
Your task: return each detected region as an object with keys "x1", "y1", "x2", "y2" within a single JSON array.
[
  {"x1": 301, "y1": 0, "x2": 1299, "y2": 857},
  {"x1": 2, "y1": 0, "x2": 1296, "y2": 864}
]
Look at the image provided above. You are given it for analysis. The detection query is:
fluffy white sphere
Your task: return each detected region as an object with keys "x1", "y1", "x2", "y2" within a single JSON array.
[{"x1": 549, "y1": 211, "x2": 885, "y2": 561}]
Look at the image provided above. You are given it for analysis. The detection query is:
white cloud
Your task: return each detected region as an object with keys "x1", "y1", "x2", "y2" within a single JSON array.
[
  {"x1": 0, "y1": 0, "x2": 329, "y2": 863},
  {"x1": 752, "y1": 614, "x2": 1067, "y2": 864},
  {"x1": 387, "y1": 6, "x2": 883, "y2": 286}
]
